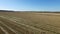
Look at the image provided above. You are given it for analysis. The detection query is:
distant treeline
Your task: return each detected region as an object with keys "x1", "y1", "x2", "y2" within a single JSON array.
[
  {"x1": 0, "y1": 10, "x2": 60, "y2": 13},
  {"x1": 35, "y1": 11, "x2": 60, "y2": 13},
  {"x1": 0, "y1": 10, "x2": 14, "y2": 12}
]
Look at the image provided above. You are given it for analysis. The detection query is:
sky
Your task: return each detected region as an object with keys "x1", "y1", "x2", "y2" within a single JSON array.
[{"x1": 0, "y1": 0, "x2": 60, "y2": 11}]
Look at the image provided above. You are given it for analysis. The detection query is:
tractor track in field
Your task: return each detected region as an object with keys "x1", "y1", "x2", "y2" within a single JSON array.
[
  {"x1": 0, "y1": 16, "x2": 43, "y2": 34},
  {"x1": 0, "y1": 16, "x2": 60, "y2": 34}
]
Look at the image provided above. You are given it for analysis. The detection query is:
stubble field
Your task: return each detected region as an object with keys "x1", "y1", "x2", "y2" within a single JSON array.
[{"x1": 0, "y1": 12, "x2": 60, "y2": 34}]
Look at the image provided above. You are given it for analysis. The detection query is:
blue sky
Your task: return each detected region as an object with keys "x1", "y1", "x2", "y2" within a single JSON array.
[{"x1": 0, "y1": 0, "x2": 60, "y2": 11}]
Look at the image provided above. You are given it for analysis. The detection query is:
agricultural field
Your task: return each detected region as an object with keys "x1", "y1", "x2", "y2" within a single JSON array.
[{"x1": 0, "y1": 12, "x2": 60, "y2": 34}]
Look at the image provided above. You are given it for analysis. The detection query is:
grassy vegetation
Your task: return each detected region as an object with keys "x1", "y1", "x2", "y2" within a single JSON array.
[{"x1": 0, "y1": 11, "x2": 60, "y2": 34}]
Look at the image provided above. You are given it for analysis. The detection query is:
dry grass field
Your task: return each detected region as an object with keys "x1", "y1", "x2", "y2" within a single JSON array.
[{"x1": 0, "y1": 12, "x2": 60, "y2": 34}]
